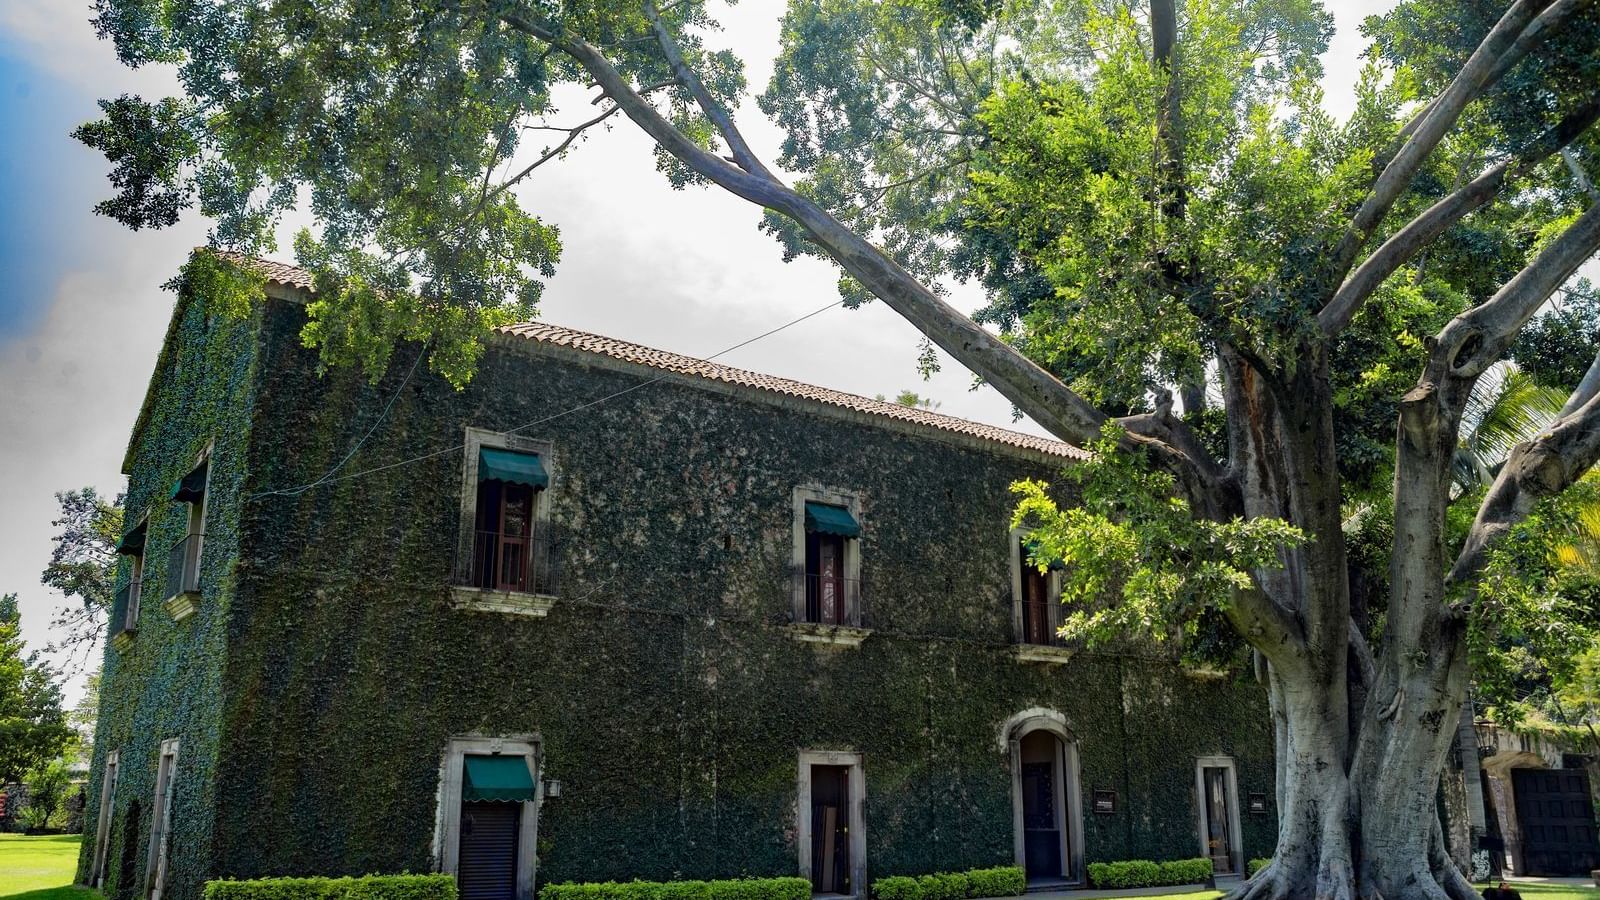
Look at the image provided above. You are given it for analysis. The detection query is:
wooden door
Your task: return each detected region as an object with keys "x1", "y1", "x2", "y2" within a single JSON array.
[
  {"x1": 1020, "y1": 731, "x2": 1064, "y2": 878},
  {"x1": 1513, "y1": 768, "x2": 1600, "y2": 875},
  {"x1": 1203, "y1": 767, "x2": 1234, "y2": 874},
  {"x1": 1020, "y1": 541, "x2": 1052, "y2": 645},
  {"x1": 811, "y1": 765, "x2": 851, "y2": 894},
  {"x1": 806, "y1": 533, "x2": 846, "y2": 625},
  {"x1": 496, "y1": 485, "x2": 534, "y2": 592},
  {"x1": 458, "y1": 800, "x2": 520, "y2": 900}
]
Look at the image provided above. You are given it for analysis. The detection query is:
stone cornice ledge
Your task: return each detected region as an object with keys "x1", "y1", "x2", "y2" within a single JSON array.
[
  {"x1": 786, "y1": 623, "x2": 871, "y2": 648},
  {"x1": 1013, "y1": 644, "x2": 1075, "y2": 665},
  {"x1": 450, "y1": 586, "x2": 556, "y2": 617}
]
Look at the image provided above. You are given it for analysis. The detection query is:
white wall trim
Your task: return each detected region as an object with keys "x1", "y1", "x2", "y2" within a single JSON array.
[
  {"x1": 1003, "y1": 712, "x2": 1084, "y2": 884},
  {"x1": 796, "y1": 750, "x2": 867, "y2": 897},
  {"x1": 790, "y1": 485, "x2": 865, "y2": 627},
  {"x1": 432, "y1": 734, "x2": 542, "y2": 900},
  {"x1": 1194, "y1": 755, "x2": 1243, "y2": 876},
  {"x1": 90, "y1": 749, "x2": 119, "y2": 888},
  {"x1": 146, "y1": 737, "x2": 180, "y2": 900},
  {"x1": 455, "y1": 429, "x2": 556, "y2": 608},
  {"x1": 1007, "y1": 527, "x2": 1063, "y2": 646}
]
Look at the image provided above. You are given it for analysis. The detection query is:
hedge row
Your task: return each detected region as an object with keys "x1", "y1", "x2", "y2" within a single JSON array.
[
  {"x1": 1247, "y1": 858, "x2": 1273, "y2": 877},
  {"x1": 871, "y1": 866, "x2": 1025, "y2": 900},
  {"x1": 203, "y1": 874, "x2": 457, "y2": 900},
  {"x1": 1086, "y1": 858, "x2": 1212, "y2": 889},
  {"x1": 539, "y1": 877, "x2": 812, "y2": 900}
]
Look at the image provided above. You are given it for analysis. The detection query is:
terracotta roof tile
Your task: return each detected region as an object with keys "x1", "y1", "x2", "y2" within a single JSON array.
[
  {"x1": 225, "y1": 254, "x2": 1087, "y2": 461},
  {"x1": 497, "y1": 322, "x2": 1088, "y2": 460}
]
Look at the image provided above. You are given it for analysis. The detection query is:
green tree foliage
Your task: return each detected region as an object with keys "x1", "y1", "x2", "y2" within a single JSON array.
[
  {"x1": 1511, "y1": 279, "x2": 1600, "y2": 392},
  {"x1": 22, "y1": 758, "x2": 73, "y2": 830},
  {"x1": 0, "y1": 595, "x2": 74, "y2": 784},
  {"x1": 73, "y1": 0, "x2": 1600, "y2": 890},
  {"x1": 40, "y1": 488, "x2": 122, "y2": 666}
]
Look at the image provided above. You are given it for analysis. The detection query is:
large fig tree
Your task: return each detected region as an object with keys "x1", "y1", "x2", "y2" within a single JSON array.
[{"x1": 78, "y1": 0, "x2": 1600, "y2": 895}]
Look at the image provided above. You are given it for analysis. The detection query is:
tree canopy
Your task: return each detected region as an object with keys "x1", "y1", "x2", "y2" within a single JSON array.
[{"x1": 0, "y1": 595, "x2": 74, "y2": 785}]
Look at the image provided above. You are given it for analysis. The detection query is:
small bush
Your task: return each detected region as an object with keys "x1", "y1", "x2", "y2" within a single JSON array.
[
  {"x1": 963, "y1": 867, "x2": 1025, "y2": 898},
  {"x1": 872, "y1": 876, "x2": 920, "y2": 900},
  {"x1": 204, "y1": 874, "x2": 457, "y2": 900},
  {"x1": 1087, "y1": 858, "x2": 1211, "y2": 889},
  {"x1": 1247, "y1": 858, "x2": 1273, "y2": 878},
  {"x1": 870, "y1": 866, "x2": 1023, "y2": 900},
  {"x1": 1156, "y1": 858, "x2": 1212, "y2": 885},
  {"x1": 540, "y1": 878, "x2": 810, "y2": 900},
  {"x1": 1087, "y1": 860, "x2": 1161, "y2": 889}
]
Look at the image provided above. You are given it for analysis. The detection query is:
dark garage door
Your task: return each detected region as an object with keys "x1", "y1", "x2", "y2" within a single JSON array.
[{"x1": 1513, "y1": 768, "x2": 1600, "y2": 876}]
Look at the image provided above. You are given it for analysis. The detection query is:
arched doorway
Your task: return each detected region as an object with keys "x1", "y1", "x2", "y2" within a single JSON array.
[{"x1": 1003, "y1": 711, "x2": 1084, "y2": 887}]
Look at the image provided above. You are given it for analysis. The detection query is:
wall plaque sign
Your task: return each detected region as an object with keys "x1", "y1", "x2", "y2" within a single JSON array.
[{"x1": 1092, "y1": 789, "x2": 1117, "y2": 814}]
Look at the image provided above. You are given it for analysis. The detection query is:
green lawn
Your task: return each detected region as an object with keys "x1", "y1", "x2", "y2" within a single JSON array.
[
  {"x1": 0, "y1": 834, "x2": 98, "y2": 899},
  {"x1": 1470, "y1": 885, "x2": 1600, "y2": 900}
]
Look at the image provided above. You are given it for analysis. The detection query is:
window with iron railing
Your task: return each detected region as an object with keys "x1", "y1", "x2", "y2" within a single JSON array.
[
  {"x1": 165, "y1": 534, "x2": 202, "y2": 602},
  {"x1": 460, "y1": 477, "x2": 558, "y2": 595},
  {"x1": 110, "y1": 579, "x2": 141, "y2": 640},
  {"x1": 1015, "y1": 535, "x2": 1064, "y2": 647},
  {"x1": 796, "y1": 526, "x2": 864, "y2": 627}
]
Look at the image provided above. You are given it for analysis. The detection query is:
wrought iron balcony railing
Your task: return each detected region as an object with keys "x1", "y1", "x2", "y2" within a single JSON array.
[
  {"x1": 458, "y1": 529, "x2": 558, "y2": 596},
  {"x1": 792, "y1": 572, "x2": 865, "y2": 627}
]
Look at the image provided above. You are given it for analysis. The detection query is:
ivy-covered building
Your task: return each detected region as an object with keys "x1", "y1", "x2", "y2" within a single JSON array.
[{"x1": 80, "y1": 256, "x2": 1278, "y2": 900}]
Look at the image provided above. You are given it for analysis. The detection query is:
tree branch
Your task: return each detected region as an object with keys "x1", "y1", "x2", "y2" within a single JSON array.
[
  {"x1": 1325, "y1": 0, "x2": 1560, "y2": 287},
  {"x1": 1151, "y1": 0, "x2": 1184, "y2": 223},
  {"x1": 1320, "y1": 96, "x2": 1600, "y2": 336},
  {"x1": 1433, "y1": 198, "x2": 1600, "y2": 380},
  {"x1": 497, "y1": 10, "x2": 1236, "y2": 509},
  {"x1": 1450, "y1": 386, "x2": 1600, "y2": 589},
  {"x1": 642, "y1": 0, "x2": 775, "y2": 180}
]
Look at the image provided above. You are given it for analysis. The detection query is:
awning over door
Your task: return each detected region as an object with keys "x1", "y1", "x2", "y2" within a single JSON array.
[
  {"x1": 478, "y1": 447, "x2": 548, "y2": 489},
  {"x1": 462, "y1": 754, "x2": 536, "y2": 802},
  {"x1": 804, "y1": 502, "x2": 860, "y2": 538}
]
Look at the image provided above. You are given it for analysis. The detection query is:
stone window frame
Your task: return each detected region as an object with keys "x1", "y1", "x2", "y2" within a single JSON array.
[
  {"x1": 165, "y1": 442, "x2": 212, "y2": 622},
  {"x1": 1000, "y1": 708, "x2": 1085, "y2": 884},
  {"x1": 1193, "y1": 754, "x2": 1244, "y2": 876},
  {"x1": 795, "y1": 750, "x2": 867, "y2": 898},
  {"x1": 89, "y1": 749, "x2": 119, "y2": 888},
  {"x1": 145, "y1": 737, "x2": 180, "y2": 900},
  {"x1": 451, "y1": 427, "x2": 556, "y2": 616},
  {"x1": 431, "y1": 734, "x2": 542, "y2": 900},
  {"x1": 788, "y1": 484, "x2": 869, "y2": 648},
  {"x1": 1008, "y1": 527, "x2": 1071, "y2": 664}
]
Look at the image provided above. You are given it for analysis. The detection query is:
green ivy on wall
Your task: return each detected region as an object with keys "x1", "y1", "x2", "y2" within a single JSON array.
[{"x1": 85, "y1": 289, "x2": 1277, "y2": 900}]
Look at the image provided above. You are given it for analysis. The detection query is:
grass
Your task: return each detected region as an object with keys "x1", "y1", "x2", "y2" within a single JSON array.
[{"x1": 0, "y1": 833, "x2": 98, "y2": 899}]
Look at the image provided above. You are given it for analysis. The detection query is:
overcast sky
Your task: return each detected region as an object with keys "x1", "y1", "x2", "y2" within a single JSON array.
[{"x1": 0, "y1": 0, "x2": 1437, "y2": 698}]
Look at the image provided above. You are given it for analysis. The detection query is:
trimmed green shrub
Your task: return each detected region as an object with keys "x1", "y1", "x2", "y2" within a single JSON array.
[
  {"x1": 204, "y1": 874, "x2": 457, "y2": 900},
  {"x1": 1247, "y1": 858, "x2": 1273, "y2": 878},
  {"x1": 540, "y1": 878, "x2": 810, "y2": 900},
  {"x1": 1087, "y1": 860, "x2": 1161, "y2": 889},
  {"x1": 1156, "y1": 858, "x2": 1212, "y2": 885},
  {"x1": 870, "y1": 867, "x2": 1024, "y2": 900},
  {"x1": 1087, "y1": 858, "x2": 1211, "y2": 889},
  {"x1": 963, "y1": 867, "x2": 1025, "y2": 898}
]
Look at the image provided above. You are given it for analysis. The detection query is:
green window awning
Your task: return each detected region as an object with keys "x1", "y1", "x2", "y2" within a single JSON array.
[
  {"x1": 804, "y1": 501, "x2": 860, "y2": 538},
  {"x1": 170, "y1": 463, "x2": 208, "y2": 504},
  {"x1": 479, "y1": 447, "x2": 548, "y2": 489},
  {"x1": 116, "y1": 520, "x2": 147, "y2": 556},
  {"x1": 1023, "y1": 537, "x2": 1066, "y2": 571},
  {"x1": 462, "y1": 754, "x2": 536, "y2": 803}
]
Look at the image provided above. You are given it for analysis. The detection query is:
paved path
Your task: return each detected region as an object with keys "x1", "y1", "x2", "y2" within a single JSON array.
[{"x1": 1000, "y1": 877, "x2": 1240, "y2": 899}]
